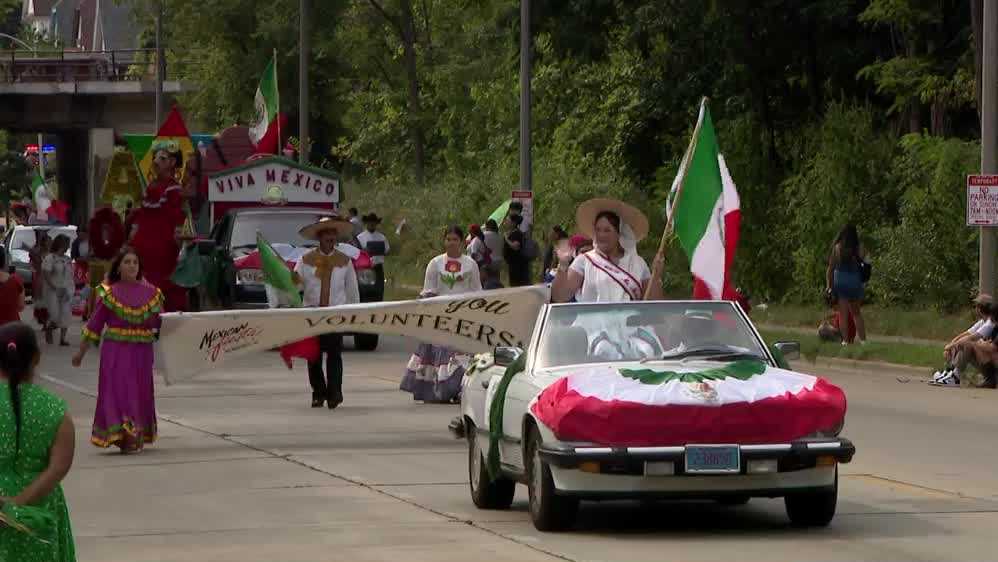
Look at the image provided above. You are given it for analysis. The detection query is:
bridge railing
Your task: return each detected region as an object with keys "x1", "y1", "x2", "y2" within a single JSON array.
[{"x1": 0, "y1": 48, "x2": 203, "y2": 83}]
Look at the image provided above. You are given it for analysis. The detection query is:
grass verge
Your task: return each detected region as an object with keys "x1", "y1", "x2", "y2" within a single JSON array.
[
  {"x1": 751, "y1": 304, "x2": 966, "y2": 342},
  {"x1": 759, "y1": 329, "x2": 939, "y2": 370}
]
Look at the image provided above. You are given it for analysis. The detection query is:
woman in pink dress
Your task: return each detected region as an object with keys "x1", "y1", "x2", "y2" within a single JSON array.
[{"x1": 71, "y1": 248, "x2": 163, "y2": 453}]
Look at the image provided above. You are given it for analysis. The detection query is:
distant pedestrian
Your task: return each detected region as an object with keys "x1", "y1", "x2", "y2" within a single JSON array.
[
  {"x1": 29, "y1": 232, "x2": 51, "y2": 331},
  {"x1": 42, "y1": 235, "x2": 74, "y2": 347},
  {"x1": 72, "y1": 248, "x2": 163, "y2": 452},
  {"x1": 0, "y1": 252, "x2": 25, "y2": 327},
  {"x1": 825, "y1": 224, "x2": 867, "y2": 345},
  {"x1": 542, "y1": 225, "x2": 569, "y2": 274},
  {"x1": 482, "y1": 219, "x2": 505, "y2": 278},
  {"x1": 0, "y1": 322, "x2": 77, "y2": 561},
  {"x1": 347, "y1": 208, "x2": 363, "y2": 239},
  {"x1": 357, "y1": 213, "x2": 390, "y2": 296}
]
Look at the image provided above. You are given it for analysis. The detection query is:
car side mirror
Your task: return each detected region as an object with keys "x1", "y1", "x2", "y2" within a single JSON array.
[
  {"x1": 197, "y1": 239, "x2": 217, "y2": 255},
  {"x1": 773, "y1": 341, "x2": 801, "y2": 361},
  {"x1": 494, "y1": 346, "x2": 523, "y2": 367}
]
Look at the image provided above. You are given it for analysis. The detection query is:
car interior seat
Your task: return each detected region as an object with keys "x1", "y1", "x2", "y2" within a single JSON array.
[{"x1": 539, "y1": 325, "x2": 591, "y2": 366}]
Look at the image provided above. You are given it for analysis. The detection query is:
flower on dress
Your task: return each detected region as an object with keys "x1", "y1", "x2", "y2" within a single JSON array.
[{"x1": 445, "y1": 260, "x2": 462, "y2": 273}]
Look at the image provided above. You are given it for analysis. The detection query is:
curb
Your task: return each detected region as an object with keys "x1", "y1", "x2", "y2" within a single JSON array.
[
  {"x1": 756, "y1": 323, "x2": 946, "y2": 347},
  {"x1": 794, "y1": 356, "x2": 927, "y2": 378}
]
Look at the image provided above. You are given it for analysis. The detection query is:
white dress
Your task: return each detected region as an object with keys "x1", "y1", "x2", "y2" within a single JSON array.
[
  {"x1": 42, "y1": 253, "x2": 75, "y2": 328},
  {"x1": 400, "y1": 254, "x2": 483, "y2": 402},
  {"x1": 568, "y1": 248, "x2": 662, "y2": 361}
]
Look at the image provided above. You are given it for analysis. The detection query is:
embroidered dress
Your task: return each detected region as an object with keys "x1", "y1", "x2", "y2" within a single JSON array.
[
  {"x1": 400, "y1": 254, "x2": 482, "y2": 402},
  {"x1": 82, "y1": 282, "x2": 163, "y2": 451},
  {"x1": 0, "y1": 382, "x2": 76, "y2": 561}
]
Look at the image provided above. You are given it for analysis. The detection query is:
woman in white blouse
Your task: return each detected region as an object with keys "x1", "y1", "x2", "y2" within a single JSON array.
[
  {"x1": 400, "y1": 226, "x2": 482, "y2": 403},
  {"x1": 550, "y1": 199, "x2": 666, "y2": 362},
  {"x1": 551, "y1": 198, "x2": 664, "y2": 303}
]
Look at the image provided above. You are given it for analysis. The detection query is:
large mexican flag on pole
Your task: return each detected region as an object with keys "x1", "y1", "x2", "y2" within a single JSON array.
[
  {"x1": 668, "y1": 98, "x2": 741, "y2": 300},
  {"x1": 530, "y1": 361, "x2": 847, "y2": 446},
  {"x1": 249, "y1": 55, "x2": 286, "y2": 154}
]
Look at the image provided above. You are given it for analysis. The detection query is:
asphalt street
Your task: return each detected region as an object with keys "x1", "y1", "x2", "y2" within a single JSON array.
[{"x1": 29, "y1": 326, "x2": 998, "y2": 562}]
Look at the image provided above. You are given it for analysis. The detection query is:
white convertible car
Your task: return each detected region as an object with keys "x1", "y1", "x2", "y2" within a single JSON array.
[{"x1": 450, "y1": 301, "x2": 855, "y2": 532}]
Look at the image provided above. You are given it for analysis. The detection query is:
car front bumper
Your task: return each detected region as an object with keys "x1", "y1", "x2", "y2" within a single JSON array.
[{"x1": 539, "y1": 438, "x2": 853, "y2": 499}]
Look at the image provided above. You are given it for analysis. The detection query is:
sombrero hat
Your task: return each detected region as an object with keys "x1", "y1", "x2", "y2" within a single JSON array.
[
  {"x1": 299, "y1": 216, "x2": 353, "y2": 240},
  {"x1": 361, "y1": 213, "x2": 383, "y2": 224},
  {"x1": 575, "y1": 198, "x2": 649, "y2": 242}
]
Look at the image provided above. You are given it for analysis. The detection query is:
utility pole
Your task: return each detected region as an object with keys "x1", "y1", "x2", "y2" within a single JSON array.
[
  {"x1": 299, "y1": 0, "x2": 309, "y2": 165},
  {"x1": 981, "y1": 0, "x2": 997, "y2": 296},
  {"x1": 154, "y1": 0, "x2": 164, "y2": 129},
  {"x1": 519, "y1": 0, "x2": 531, "y2": 193}
]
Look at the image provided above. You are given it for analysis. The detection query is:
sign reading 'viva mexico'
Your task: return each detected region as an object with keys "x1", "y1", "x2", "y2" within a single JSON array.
[
  {"x1": 156, "y1": 286, "x2": 550, "y2": 384},
  {"x1": 208, "y1": 156, "x2": 340, "y2": 204}
]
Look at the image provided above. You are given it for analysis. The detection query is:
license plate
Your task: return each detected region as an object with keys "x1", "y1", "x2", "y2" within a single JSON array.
[{"x1": 685, "y1": 445, "x2": 740, "y2": 474}]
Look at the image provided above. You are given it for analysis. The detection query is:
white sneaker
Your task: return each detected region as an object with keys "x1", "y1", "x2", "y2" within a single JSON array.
[{"x1": 930, "y1": 371, "x2": 961, "y2": 387}]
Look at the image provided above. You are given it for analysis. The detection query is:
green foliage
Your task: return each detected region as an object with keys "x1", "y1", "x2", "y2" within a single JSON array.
[
  {"x1": 872, "y1": 134, "x2": 981, "y2": 309},
  {"x1": 0, "y1": 150, "x2": 30, "y2": 209}
]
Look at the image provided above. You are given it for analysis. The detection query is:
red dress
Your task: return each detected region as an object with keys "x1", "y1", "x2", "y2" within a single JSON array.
[
  {"x1": 0, "y1": 275, "x2": 23, "y2": 326},
  {"x1": 127, "y1": 178, "x2": 187, "y2": 312}
]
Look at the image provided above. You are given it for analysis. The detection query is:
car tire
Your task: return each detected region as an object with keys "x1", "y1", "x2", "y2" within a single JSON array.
[
  {"x1": 467, "y1": 426, "x2": 515, "y2": 510},
  {"x1": 354, "y1": 334, "x2": 379, "y2": 351},
  {"x1": 526, "y1": 426, "x2": 578, "y2": 532},
  {"x1": 717, "y1": 495, "x2": 751, "y2": 506},
  {"x1": 784, "y1": 467, "x2": 838, "y2": 527}
]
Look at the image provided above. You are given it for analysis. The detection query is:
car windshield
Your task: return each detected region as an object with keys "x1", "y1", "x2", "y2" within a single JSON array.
[
  {"x1": 229, "y1": 212, "x2": 334, "y2": 249},
  {"x1": 534, "y1": 301, "x2": 769, "y2": 369},
  {"x1": 9, "y1": 228, "x2": 76, "y2": 263}
]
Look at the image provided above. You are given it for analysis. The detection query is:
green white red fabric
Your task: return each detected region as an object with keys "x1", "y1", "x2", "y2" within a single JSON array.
[
  {"x1": 668, "y1": 99, "x2": 741, "y2": 301},
  {"x1": 249, "y1": 57, "x2": 285, "y2": 154},
  {"x1": 530, "y1": 361, "x2": 846, "y2": 446}
]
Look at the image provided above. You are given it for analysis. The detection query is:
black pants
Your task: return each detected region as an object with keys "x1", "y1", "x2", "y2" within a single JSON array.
[
  {"x1": 373, "y1": 263, "x2": 385, "y2": 295},
  {"x1": 308, "y1": 333, "x2": 343, "y2": 401}
]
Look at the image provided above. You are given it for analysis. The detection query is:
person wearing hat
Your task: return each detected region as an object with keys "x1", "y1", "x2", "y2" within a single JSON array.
[
  {"x1": 932, "y1": 293, "x2": 997, "y2": 387},
  {"x1": 294, "y1": 216, "x2": 360, "y2": 408},
  {"x1": 357, "y1": 213, "x2": 390, "y2": 295},
  {"x1": 551, "y1": 198, "x2": 665, "y2": 303}
]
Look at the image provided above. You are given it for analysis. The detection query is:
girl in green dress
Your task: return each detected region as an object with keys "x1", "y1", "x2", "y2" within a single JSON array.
[{"x1": 0, "y1": 322, "x2": 76, "y2": 562}]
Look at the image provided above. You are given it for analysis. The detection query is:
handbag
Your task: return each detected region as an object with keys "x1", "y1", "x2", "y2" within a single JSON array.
[{"x1": 858, "y1": 258, "x2": 872, "y2": 284}]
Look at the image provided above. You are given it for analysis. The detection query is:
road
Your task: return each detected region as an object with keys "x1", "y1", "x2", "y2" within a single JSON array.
[{"x1": 31, "y1": 330, "x2": 998, "y2": 562}]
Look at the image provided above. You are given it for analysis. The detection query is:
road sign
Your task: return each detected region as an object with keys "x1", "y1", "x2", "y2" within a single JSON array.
[
  {"x1": 511, "y1": 190, "x2": 533, "y2": 232},
  {"x1": 968, "y1": 175, "x2": 998, "y2": 226}
]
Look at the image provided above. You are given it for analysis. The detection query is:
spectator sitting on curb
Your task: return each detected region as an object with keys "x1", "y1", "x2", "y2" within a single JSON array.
[{"x1": 931, "y1": 293, "x2": 996, "y2": 388}]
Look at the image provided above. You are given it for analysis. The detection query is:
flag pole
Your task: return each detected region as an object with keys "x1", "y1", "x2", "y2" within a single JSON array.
[
  {"x1": 645, "y1": 97, "x2": 708, "y2": 299},
  {"x1": 274, "y1": 49, "x2": 281, "y2": 155}
]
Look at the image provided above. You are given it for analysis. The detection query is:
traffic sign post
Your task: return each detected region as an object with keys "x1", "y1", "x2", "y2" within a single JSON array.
[{"x1": 967, "y1": 175, "x2": 998, "y2": 226}]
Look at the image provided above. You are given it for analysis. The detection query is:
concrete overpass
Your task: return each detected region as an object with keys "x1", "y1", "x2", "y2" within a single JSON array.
[{"x1": 0, "y1": 49, "x2": 197, "y2": 224}]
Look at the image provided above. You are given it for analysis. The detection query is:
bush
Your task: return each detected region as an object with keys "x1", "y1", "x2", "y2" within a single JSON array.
[{"x1": 872, "y1": 134, "x2": 980, "y2": 310}]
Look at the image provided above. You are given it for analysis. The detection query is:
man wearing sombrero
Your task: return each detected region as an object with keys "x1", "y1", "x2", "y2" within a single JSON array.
[
  {"x1": 357, "y1": 212, "x2": 390, "y2": 296},
  {"x1": 294, "y1": 216, "x2": 360, "y2": 408}
]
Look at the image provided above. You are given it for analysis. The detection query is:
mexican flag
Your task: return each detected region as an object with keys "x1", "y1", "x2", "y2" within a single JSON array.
[
  {"x1": 668, "y1": 98, "x2": 741, "y2": 301},
  {"x1": 138, "y1": 106, "x2": 195, "y2": 185},
  {"x1": 530, "y1": 361, "x2": 847, "y2": 446},
  {"x1": 249, "y1": 56, "x2": 286, "y2": 154},
  {"x1": 258, "y1": 232, "x2": 302, "y2": 308},
  {"x1": 29, "y1": 173, "x2": 69, "y2": 224}
]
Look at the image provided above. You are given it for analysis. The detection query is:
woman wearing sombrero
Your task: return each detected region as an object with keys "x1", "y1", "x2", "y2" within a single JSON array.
[
  {"x1": 294, "y1": 216, "x2": 360, "y2": 409},
  {"x1": 551, "y1": 198, "x2": 664, "y2": 303}
]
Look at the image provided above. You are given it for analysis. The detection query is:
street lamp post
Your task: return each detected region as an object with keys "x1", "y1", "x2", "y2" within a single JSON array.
[
  {"x1": 519, "y1": 0, "x2": 531, "y2": 194},
  {"x1": 299, "y1": 0, "x2": 309, "y2": 165},
  {"x1": 981, "y1": 1, "x2": 997, "y2": 296}
]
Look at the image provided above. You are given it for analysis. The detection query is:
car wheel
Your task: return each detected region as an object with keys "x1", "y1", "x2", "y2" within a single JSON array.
[
  {"x1": 785, "y1": 467, "x2": 838, "y2": 527},
  {"x1": 354, "y1": 334, "x2": 379, "y2": 351},
  {"x1": 467, "y1": 425, "x2": 514, "y2": 509},
  {"x1": 717, "y1": 495, "x2": 751, "y2": 506},
  {"x1": 526, "y1": 426, "x2": 578, "y2": 532}
]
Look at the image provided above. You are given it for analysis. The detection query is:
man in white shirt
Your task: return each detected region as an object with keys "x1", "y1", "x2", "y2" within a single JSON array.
[
  {"x1": 294, "y1": 216, "x2": 360, "y2": 408},
  {"x1": 348, "y1": 207, "x2": 363, "y2": 239},
  {"x1": 934, "y1": 293, "x2": 996, "y2": 387},
  {"x1": 357, "y1": 213, "x2": 390, "y2": 295}
]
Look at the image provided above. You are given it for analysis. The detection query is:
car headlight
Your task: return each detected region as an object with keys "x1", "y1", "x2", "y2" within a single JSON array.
[
  {"x1": 357, "y1": 269, "x2": 377, "y2": 286},
  {"x1": 236, "y1": 269, "x2": 264, "y2": 285}
]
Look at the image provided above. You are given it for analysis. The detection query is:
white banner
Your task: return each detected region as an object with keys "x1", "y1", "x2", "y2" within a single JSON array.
[{"x1": 156, "y1": 286, "x2": 550, "y2": 384}]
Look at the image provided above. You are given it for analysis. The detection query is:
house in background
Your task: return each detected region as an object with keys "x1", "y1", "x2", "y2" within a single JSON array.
[
  {"x1": 21, "y1": 0, "x2": 138, "y2": 51},
  {"x1": 20, "y1": 0, "x2": 56, "y2": 35}
]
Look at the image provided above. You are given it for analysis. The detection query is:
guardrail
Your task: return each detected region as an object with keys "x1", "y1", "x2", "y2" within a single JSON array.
[{"x1": 0, "y1": 48, "x2": 202, "y2": 84}]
